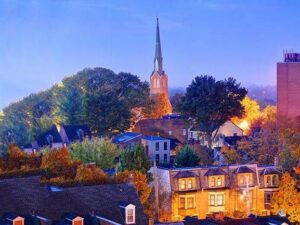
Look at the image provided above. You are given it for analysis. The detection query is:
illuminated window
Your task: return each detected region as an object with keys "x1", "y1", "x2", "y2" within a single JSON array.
[
  {"x1": 272, "y1": 175, "x2": 278, "y2": 186},
  {"x1": 217, "y1": 177, "x2": 222, "y2": 186},
  {"x1": 180, "y1": 179, "x2": 186, "y2": 190},
  {"x1": 239, "y1": 175, "x2": 245, "y2": 185},
  {"x1": 187, "y1": 179, "x2": 192, "y2": 189},
  {"x1": 217, "y1": 194, "x2": 224, "y2": 206},
  {"x1": 266, "y1": 175, "x2": 271, "y2": 186},
  {"x1": 210, "y1": 177, "x2": 215, "y2": 187},
  {"x1": 187, "y1": 197, "x2": 194, "y2": 209},
  {"x1": 179, "y1": 197, "x2": 185, "y2": 209},
  {"x1": 209, "y1": 195, "x2": 215, "y2": 206}
]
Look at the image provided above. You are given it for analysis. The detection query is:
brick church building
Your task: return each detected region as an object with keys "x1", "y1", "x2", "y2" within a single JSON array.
[{"x1": 277, "y1": 52, "x2": 300, "y2": 123}]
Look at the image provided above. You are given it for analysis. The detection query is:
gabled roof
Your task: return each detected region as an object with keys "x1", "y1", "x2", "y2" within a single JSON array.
[
  {"x1": 174, "y1": 171, "x2": 197, "y2": 179},
  {"x1": 0, "y1": 176, "x2": 147, "y2": 225},
  {"x1": 233, "y1": 166, "x2": 255, "y2": 174},
  {"x1": 36, "y1": 125, "x2": 62, "y2": 147},
  {"x1": 62, "y1": 125, "x2": 91, "y2": 143},
  {"x1": 204, "y1": 168, "x2": 227, "y2": 176}
]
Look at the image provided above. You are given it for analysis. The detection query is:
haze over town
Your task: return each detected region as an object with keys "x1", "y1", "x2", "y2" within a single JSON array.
[{"x1": 1, "y1": 0, "x2": 299, "y2": 109}]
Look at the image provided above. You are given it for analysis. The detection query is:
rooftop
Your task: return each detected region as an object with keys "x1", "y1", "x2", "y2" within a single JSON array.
[{"x1": 142, "y1": 135, "x2": 169, "y2": 141}]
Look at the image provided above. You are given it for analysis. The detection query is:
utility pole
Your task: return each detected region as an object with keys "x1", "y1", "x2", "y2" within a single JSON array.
[{"x1": 153, "y1": 160, "x2": 159, "y2": 222}]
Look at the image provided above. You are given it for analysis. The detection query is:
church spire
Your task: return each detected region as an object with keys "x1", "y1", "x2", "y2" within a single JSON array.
[{"x1": 154, "y1": 17, "x2": 163, "y2": 74}]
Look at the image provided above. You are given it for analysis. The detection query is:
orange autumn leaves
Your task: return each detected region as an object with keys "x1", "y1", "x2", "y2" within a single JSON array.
[{"x1": 232, "y1": 96, "x2": 276, "y2": 134}]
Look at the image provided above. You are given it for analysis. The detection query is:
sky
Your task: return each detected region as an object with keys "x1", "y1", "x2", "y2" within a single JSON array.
[{"x1": 0, "y1": 0, "x2": 300, "y2": 110}]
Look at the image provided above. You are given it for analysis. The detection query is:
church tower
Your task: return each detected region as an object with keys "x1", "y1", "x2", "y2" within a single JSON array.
[{"x1": 150, "y1": 18, "x2": 169, "y2": 98}]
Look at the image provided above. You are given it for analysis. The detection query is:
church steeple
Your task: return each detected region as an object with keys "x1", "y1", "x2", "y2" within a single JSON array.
[{"x1": 154, "y1": 17, "x2": 163, "y2": 74}]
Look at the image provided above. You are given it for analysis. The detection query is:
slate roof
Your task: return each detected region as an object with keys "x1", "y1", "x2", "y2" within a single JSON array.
[
  {"x1": 259, "y1": 167, "x2": 281, "y2": 175},
  {"x1": 62, "y1": 125, "x2": 91, "y2": 143},
  {"x1": 174, "y1": 171, "x2": 198, "y2": 179},
  {"x1": 142, "y1": 136, "x2": 169, "y2": 141},
  {"x1": 36, "y1": 125, "x2": 62, "y2": 147},
  {"x1": 204, "y1": 168, "x2": 227, "y2": 176},
  {"x1": 233, "y1": 166, "x2": 255, "y2": 174},
  {"x1": 0, "y1": 176, "x2": 147, "y2": 225},
  {"x1": 112, "y1": 132, "x2": 142, "y2": 144}
]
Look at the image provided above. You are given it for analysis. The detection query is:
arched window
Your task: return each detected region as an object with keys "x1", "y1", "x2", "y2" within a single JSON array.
[
  {"x1": 266, "y1": 175, "x2": 271, "y2": 186},
  {"x1": 156, "y1": 79, "x2": 160, "y2": 88},
  {"x1": 180, "y1": 179, "x2": 186, "y2": 190},
  {"x1": 239, "y1": 175, "x2": 245, "y2": 185},
  {"x1": 210, "y1": 177, "x2": 215, "y2": 187},
  {"x1": 272, "y1": 175, "x2": 278, "y2": 186},
  {"x1": 153, "y1": 79, "x2": 156, "y2": 88},
  {"x1": 187, "y1": 179, "x2": 192, "y2": 189}
]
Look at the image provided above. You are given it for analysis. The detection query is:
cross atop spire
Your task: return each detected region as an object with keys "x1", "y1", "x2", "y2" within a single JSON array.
[{"x1": 154, "y1": 17, "x2": 163, "y2": 74}]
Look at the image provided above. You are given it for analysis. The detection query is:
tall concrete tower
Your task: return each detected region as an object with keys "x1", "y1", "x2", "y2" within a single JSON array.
[
  {"x1": 277, "y1": 52, "x2": 300, "y2": 121},
  {"x1": 150, "y1": 18, "x2": 169, "y2": 97}
]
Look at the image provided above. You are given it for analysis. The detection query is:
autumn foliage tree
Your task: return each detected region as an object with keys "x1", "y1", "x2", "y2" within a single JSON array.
[
  {"x1": 75, "y1": 164, "x2": 107, "y2": 184},
  {"x1": 116, "y1": 170, "x2": 153, "y2": 217},
  {"x1": 146, "y1": 93, "x2": 172, "y2": 119},
  {"x1": 271, "y1": 173, "x2": 300, "y2": 223}
]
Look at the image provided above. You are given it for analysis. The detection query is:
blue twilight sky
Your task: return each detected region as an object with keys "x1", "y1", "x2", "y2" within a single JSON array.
[{"x1": 0, "y1": 0, "x2": 300, "y2": 110}]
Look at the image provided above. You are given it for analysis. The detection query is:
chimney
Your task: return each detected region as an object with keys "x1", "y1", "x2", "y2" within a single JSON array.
[{"x1": 274, "y1": 156, "x2": 278, "y2": 167}]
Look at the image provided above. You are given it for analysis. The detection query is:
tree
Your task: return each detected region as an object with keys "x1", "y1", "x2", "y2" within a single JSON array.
[
  {"x1": 119, "y1": 144, "x2": 151, "y2": 175},
  {"x1": 180, "y1": 75, "x2": 247, "y2": 149},
  {"x1": 147, "y1": 93, "x2": 172, "y2": 119},
  {"x1": 220, "y1": 146, "x2": 239, "y2": 164},
  {"x1": 70, "y1": 138, "x2": 119, "y2": 169},
  {"x1": 271, "y1": 173, "x2": 300, "y2": 223},
  {"x1": 116, "y1": 170, "x2": 153, "y2": 217},
  {"x1": 231, "y1": 96, "x2": 261, "y2": 134},
  {"x1": 74, "y1": 164, "x2": 107, "y2": 184},
  {"x1": 175, "y1": 145, "x2": 200, "y2": 167},
  {"x1": 170, "y1": 93, "x2": 184, "y2": 113},
  {"x1": 41, "y1": 147, "x2": 72, "y2": 177}
]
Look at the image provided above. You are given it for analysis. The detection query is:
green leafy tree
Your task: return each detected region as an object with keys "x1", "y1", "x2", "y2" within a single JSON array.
[
  {"x1": 119, "y1": 144, "x2": 151, "y2": 175},
  {"x1": 70, "y1": 138, "x2": 119, "y2": 169},
  {"x1": 175, "y1": 145, "x2": 200, "y2": 167},
  {"x1": 179, "y1": 75, "x2": 247, "y2": 149}
]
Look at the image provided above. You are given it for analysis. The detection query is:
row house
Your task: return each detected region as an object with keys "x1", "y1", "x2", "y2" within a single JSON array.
[
  {"x1": 0, "y1": 176, "x2": 148, "y2": 225},
  {"x1": 155, "y1": 164, "x2": 281, "y2": 221}
]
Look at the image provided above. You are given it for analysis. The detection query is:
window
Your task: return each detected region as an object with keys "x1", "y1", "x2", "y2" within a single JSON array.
[
  {"x1": 209, "y1": 194, "x2": 225, "y2": 206},
  {"x1": 217, "y1": 194, "x2": 224, "y2": 206},
  {"x1": 164, "y1": 154, "x2": 167, "y2": 162},
  {"x1": 155, "y1": 154, "x2": 160, "y2": 162},
  {"x1": 164, "y1": 142, "x2": 168, "y2": 150},
  {"x1": 217, "y1": 177, "x2": 222, "y2": 186},
  {"x1": 156, "y1": 79, "x2": 160, "y2": 88},
  {"x1": 145, "y1": 145, "x2": 149, "y2": 156},
  {"x1": 127, "y1": 208, "x2": 134, "y2": 224},
  {"x1": 239, "y1": 175, "x2": 245, "y2": 185},
  {"x1": 155, "y1": 142, "x2": 159, "y2": 151},
  {"x1": 265, "y1": 192, "x2": 272, "y2": 204},
  {"x1": 179, "y1": 197, "x2": 185, "y2": 209},
  {"x1": 209, "y1": 195, "x2": 215, "y2": 206},
  {"x1": 168, "y1": 130, "x2": 173, "y2": 135},
  {"x1": 267, "y1": 175, "x2": 271, "y2": 185},
  {"x1": 272, "y1": 175, "x2": 278, "y2": 186},
  {"x1": 209, "y1": 177, "x2": 215, "y2": 187},
  {"x1": 183, "y1": 129, "x2": 187, "y2": 135},
  {"x1": 187, "y1": 197, "x2": 194, "y2": 209},
  {"x1": 187, "y1": 179, "x2": 192, "y2": 189},
  {"x1": 180, "y1": 179, "x2": 186, "y2": 190}
]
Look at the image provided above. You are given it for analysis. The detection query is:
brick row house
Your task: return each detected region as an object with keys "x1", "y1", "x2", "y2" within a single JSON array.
[
  {"x1": 0, "y1": 176, "x2": 148, "y2": 225},
  {"x1": 154, "y1": 164, "x2": 281, "y2": 221}
]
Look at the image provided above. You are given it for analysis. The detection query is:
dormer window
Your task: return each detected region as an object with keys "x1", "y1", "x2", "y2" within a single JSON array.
[
  {"x1": 210, "y1": 177, "x2": 215, "y2": 187},
  {"x1": 217, "y1": 177, "x2": 222, "y2": 186},
  {"x1": 72, "y1": 217, "x2": 84, "y2": 225},
  {"x1": 265, "y1": 174, "x2": 279, "y2": 187},
  {"x1": 187, "y1": 179, "x2": 192, "y2": 189},
  {"x1": 125, "y1": 204, "x2": 136, "y2": 224},
  {"x1": 76, "y1": 129, "x2": 84, "y2": 141},
  {"x1": 46, "y1": 134, "x2": 54, "y2": 147},
  {"x1": 13, "y1": 217, "x2": 24, "y2": 225},
  {"x1": 180, "y1": 179, "x2": 186, "y2": 190}
]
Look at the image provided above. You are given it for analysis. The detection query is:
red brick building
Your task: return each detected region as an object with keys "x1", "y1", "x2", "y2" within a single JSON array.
[
  {"x1": 150, "y1": 18, "x2": 169, "y2": 98},
  {"x1": 277, "y1": 52, "x2": 300, "y2": 122}
]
